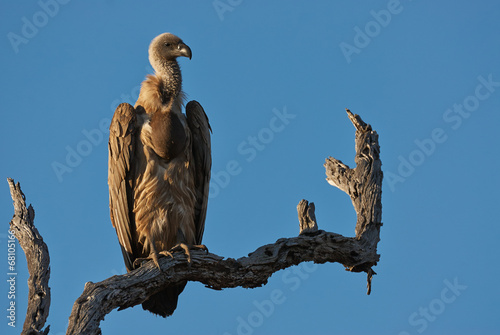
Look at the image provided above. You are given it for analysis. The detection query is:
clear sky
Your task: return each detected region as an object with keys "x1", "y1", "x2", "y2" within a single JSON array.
[{"x1": 1, "y1": 1, "x2": 499, "y2": 334}]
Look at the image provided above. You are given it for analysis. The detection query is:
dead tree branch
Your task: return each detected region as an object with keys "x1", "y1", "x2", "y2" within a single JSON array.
[
  {"x1": 7, "y1": 178, "x2": 51, "y2": 335},
  {"x1": 325, "y1": 109, "x2": 383, "y2": 250},
  {"x1": 66, "y1": 230, "x2": 378, "y2": 334},
  {"x1": 324, "y1": 109, "x2": 383, "y2": 293},
  {"x1": 8, "y1": 110, "x2": 382, "y2": 335}
]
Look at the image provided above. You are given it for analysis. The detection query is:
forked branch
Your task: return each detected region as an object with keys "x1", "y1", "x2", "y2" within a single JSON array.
[{"x1": 325, "y1": 109, "x2": 383, "y2": 248}]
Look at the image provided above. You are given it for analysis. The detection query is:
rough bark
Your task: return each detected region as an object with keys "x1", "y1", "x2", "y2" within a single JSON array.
[
  {"x1": 7, "y1": 178, "x2": 51, "y2": 335},
  {"x1": 7, "y1": 110, "x2": 382, "y2": 335}
]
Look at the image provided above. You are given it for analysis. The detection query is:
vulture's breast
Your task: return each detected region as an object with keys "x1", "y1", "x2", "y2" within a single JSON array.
[{"x1": 149, "y1": 111, "x2": 187, "y2": 161}]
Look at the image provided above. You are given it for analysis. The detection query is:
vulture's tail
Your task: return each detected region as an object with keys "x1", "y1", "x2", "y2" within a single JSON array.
[{"x1": 142, "y1": 281, "x2": 187, "y2": 317}]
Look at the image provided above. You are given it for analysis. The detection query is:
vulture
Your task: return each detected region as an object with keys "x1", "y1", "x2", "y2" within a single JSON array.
[{"x1": 108, "y1": 33, "x2": 211, "y2": 317}]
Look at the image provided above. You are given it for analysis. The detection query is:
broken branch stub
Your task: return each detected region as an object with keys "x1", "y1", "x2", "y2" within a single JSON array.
[
  {"x1": 297, "y1": 199, "x2": 318, "y2": 235},
  {"x1": 7, "y1": 178, "x2": 51, "y2": 335}
]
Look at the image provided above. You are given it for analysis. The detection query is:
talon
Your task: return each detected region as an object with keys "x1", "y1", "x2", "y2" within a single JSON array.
[
  {"x1": 159, "y1": 250, "x2": 174, "y2": 259},
  {"x1": 169, "y1": 243, "x2": 192, "y2": 263},
  {"x1": 133, "y1": 258, "x2": 146, "y2": 268},
  {"x1": 132, "y1": 252, "x2": 162, "y2": 270},
  {"x1": 166, "y1": 243, "x2": 209, "y2": 264},
  {"x1": 192, "y1": 244, "x2": 209, "y2": 254},
  {"x1": 136, "y1": 237, "x2": 163, "y2": 271}
]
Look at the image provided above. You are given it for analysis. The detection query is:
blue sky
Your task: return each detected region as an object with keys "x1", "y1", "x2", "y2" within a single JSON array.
[{"x1": 1, "y1": 1, "x2": 499, "y2": 334}]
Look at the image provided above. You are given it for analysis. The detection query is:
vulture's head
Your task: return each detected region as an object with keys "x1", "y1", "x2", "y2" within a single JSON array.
[{"x1": 149, "y1": 33, "x2": 192, "y2": 68}]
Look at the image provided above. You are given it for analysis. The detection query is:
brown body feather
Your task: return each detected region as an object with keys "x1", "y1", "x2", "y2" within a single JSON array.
[{"x1": 133, "y1": 73, "x2": 197, "y2": 257}]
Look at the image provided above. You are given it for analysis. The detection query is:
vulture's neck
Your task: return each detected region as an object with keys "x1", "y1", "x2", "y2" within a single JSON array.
[{"x1": 155, "y1": 60, "x2": 182, "y2": 99}]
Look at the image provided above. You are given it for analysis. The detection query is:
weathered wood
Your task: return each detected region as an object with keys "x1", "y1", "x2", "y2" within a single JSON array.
[
  {"x1": 324, "y1": 109, "x2": 383, "y2": 294},
  {"x1": 297, "y1": 199, "x2": 318, "y2": 235},
  {"x1": 325, "y1": 109, "x2": 383, "y2": 249},
  {"x1": 7, "y1": 178, "x2": 51, "y2": 335}
]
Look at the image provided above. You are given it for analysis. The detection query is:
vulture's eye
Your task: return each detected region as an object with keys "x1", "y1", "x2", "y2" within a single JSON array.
[{"x1": 164, "y1": 43, "x2": 171, "y2": 47}]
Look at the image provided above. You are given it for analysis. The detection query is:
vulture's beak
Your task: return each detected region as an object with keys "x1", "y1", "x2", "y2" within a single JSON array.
[{"x1": 178, "y1": 43, "x2": 192, "y2": 60}]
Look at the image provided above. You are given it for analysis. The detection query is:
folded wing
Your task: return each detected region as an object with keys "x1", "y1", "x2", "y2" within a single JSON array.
[
  {"x1": 186, "y1": 100, "x2": 212, "y2": 245},
  {"x1": 108, "y1": 102, "x2": 139, "y2": 271}
]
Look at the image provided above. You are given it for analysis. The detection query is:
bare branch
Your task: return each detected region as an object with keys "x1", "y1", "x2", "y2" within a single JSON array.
[
  {"x1": 324, "y1": 109, "x2": 383, "y2": 294},
  {"x1": 66, "y1": 230, "x2": 378, "y2": 335},
  {"x1": 7, "y1": 178, "x2": 51, "y2": 335},
  {"x1": 325, "y1": 109, "x2": 383, "y2": 247}
]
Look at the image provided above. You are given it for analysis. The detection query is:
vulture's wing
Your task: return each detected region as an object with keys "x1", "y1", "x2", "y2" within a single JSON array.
[
  {"x1": 108, "y1": 102, "x2": 138, "y2": 271},
  {"x1": 186, "y1": 100, "x2": 212, "y2": 245}
]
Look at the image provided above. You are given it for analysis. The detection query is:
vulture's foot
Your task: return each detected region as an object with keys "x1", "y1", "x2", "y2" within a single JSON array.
[
  {"x1": 132, "y1": 251, "x2": 162, "y2": 270},
  {"x1": 132, "y1": 238, "x2": 168, "y2": 270},
  {"x1": 168, "y1": 243, "x2": 208, "y2": 264},
  {"x1": 169, "y1": 243, "x2": 192, "y2": 263}
]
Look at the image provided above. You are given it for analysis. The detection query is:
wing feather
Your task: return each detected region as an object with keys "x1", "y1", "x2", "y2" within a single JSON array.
[
  {"x1": 108, "y1": 103, "x2": 138, "y2": 271},
  {"x1": 186, "y1": 100, "x2": 211, "y2": 245}
]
